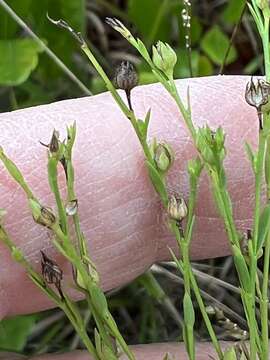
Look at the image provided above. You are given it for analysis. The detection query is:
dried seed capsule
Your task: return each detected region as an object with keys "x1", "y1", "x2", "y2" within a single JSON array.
[
  {"x1": 49, "y1": 129, "x2": 60, "y2": 154},
  {"x1": 245, "y1": 77, "x2": 270, "y2": 129},
  {"x1": 114, "y1": 60, "x2": 138, "y2": 111},
  {"x1": 29, "y1": 199, "x2": 56, "y2": 228},
  {"x1": 41, "y1": 251, "x2": 63, "y2": 298},
  {"x1": 245, "y1": 78, "x2": 269, "y2": 109},
  {"x1": 167, "y1": 195, "x2": 188, "y2": 221},
  {"x1": 114, "y1": 61, "x2": 138, "y2": 92}
]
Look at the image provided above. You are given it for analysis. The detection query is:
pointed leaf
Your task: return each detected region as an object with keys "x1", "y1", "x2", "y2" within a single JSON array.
[
  {"x1": 257, "y1": 203, "x2": 270, "y2": 253},
  {"x1": 145, "y1": 160, "x2": 168, "y2": 205}
]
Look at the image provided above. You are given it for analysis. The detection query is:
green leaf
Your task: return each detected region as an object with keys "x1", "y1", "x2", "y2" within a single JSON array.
[
  {"x1": 174, "y1": 49, "x2": 200, "y2": 78},
  {"x1": 0, "y1": 315, "x2": 37, "y2": 351},
  {"x1": 183, "y1": 292, "x2": 195, "y2": 328},
  {"x1": 145, "y1": 160, "x2": 168, "y2": 205},
  {"x1": 201, "y1": 25, "x2": 237, "y2": 66},
  {"x1": 222, "y1": 0, "x2": 246, "y2": 24},
  {"x1": 183, "y1": 292, "x2": 195, "y2": 360},
  {"x1": 0, "y1": 0, "x2": 32, "y2": 38},
  {"x1": 128, "y1": 0, "x2": 170, "y2": 42},
  {"x1": 257, "y1": 203, "x2": 270, "y2": 253},
  {"x1": 232, "y1": 245, "x2": 251, "y2": 293},
  {"x1": 0, "y1": 38, "x2": 43, "y2": 86},
  {"x1": 245, "y1": 141, "x2": 256, "y2": 173},
  {"x1": 197, "y1": 55, "x2": 213, "y2": 76},
  {"x1": 223, "y1": 347, "x2": 238, "y2": 360},
  {"x1": 59, "y1": 0, "x2": 86, "y2": 34}
]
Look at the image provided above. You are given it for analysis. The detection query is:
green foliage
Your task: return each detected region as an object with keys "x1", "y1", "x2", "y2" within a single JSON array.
[
  {"x1": 128, "y1": 0, "x2": 170, "y2": 42},
  {"x1": 0, "y1": 39, "x2": 43, "y2": 85},
  {"x1": 222, "y1": 0, "x2": 246, "y2": 24},
  {"x1": 201, "y1": 25, "x2": 237, "y2": 66},
  {"x1": 0, "y1": 315, "x2": 38, "y2": 352}
]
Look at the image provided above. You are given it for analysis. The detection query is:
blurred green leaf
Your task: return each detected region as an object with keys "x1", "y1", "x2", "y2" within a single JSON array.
[
  {"x1": 59, "y1": 0, "x2": 86, "y2": 34},
  {"x1": 197, "y1": 55, "x2": 213, "y2": 76},
  {"x1": 201, "y1": 25, "x2": 237, "y2": 66},
  {"x1": 0, "y1": 38, "x2": 43, "y2": 85},
  {"x1": 222, "y1": 0, "x2": 246, "y2": 24},
  {"x1": 0, "y1": 0, "x2": 32, "y2": 38},
  {"x1": 174, "y1": 49, "x2": 200, "y2": 78},
  {"x1": 128, "y1": 0, "x2": 170, "y2": 42},
  {"x1": 139, "y1": 71, "x2": 158, "y2": 85},
  {"x1": 0, "y1": 315, "x2": 37, "y2": 351}
]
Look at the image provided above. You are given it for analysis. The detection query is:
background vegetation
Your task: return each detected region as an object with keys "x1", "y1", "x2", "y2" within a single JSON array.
[{"x1": 0, "y1": 0, "x2": 262, "y2": 357}]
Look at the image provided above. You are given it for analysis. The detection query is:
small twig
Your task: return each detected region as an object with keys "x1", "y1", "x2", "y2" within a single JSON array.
[{"x1": 219, "y1": 1, "x2": 247, "y2": 74}]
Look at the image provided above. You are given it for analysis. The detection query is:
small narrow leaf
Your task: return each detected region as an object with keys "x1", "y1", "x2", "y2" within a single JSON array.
[
  {"x1": 245, "y1": 141, "x2": 256, "y2": 173},
  {"x1": 232, "y1": 245, "x2": 251, "y2": 293},
  {"x1": 145, "y1": 160, "x2": 168, "y2": 205},
  {"x1": 257, "y1": 203, "x2": 270, "y2": 254},
  {"x1": 183, "y1": 292, "x2": 195, "y2": 328}
]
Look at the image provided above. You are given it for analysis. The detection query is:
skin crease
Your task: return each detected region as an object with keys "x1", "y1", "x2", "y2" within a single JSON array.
[{"x1": 0, "y1": 76, "x2": 257, "y2": 359}]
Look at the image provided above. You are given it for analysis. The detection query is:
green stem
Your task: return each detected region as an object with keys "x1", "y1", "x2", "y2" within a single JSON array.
[
  {"x1": 249, "y1": 254, "x2": 259, "y2": 359},
  {"x1": 188, "y1": 268, "x2": 223, "y2": 360},
  {"x1": 0, "y1": 225, "x2": 100, "y2": 359},
  {"x1": 261, "y1": 228, "x2": 270, "y2": 360},
  {"x1": 81, "y1": 44, "x2": 154, "y2": 166},
  {"x1": 253, "y1": 132, "x2": 267, "y2": 251},
  {"x1": 262, "y1": 14, "x2": 270, "y2": 81}
]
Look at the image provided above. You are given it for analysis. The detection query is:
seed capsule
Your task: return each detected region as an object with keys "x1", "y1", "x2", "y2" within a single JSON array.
[
  {"x1": 114, "y1": 61, "x2": 138, "y2": 92},
  {"x1": 167, "y1": 195, "x2": 188, "y2": 221},
  {"x1": 150, "y1": 140, "x2": 174, "y2": 173},
  {"x1": 41, "y1": 251, "x2": 63, "y2": 298}
]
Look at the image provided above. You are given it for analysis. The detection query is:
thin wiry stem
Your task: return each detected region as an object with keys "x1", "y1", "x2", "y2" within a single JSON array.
[{"x1": 219, "y1": 1, "x2": 247, "y2": 75}]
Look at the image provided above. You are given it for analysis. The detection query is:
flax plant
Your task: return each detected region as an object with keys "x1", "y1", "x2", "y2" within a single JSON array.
[
  {"x1": 44, "y1": 13, "x2": 224, "y2": 360},
  {"x1": 1, "y1": 1, "x2": 270, "y2": 359},
  {"x1": 44, "y1": 2, "x2": 270, "y2": 359},
  {"x1": 0, "y1": 126, "x2": 135, "y2": 360}
]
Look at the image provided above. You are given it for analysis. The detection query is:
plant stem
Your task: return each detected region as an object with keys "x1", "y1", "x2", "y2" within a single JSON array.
[
  {"x1": 253, "y1": 132, "x2": 267, "y2": 250},
  {"x1": 262, "y1": 14, "x2": 270, "y2": 81},
  {"x1": 188, "y1": 268, "x2": 223, "y2": 360},
  {"x1": 261, "y1": 227, "x2": 270, "y2": 360},
  {"x1": 81, "y1": 44, "x2": 154, "y2": 165}
]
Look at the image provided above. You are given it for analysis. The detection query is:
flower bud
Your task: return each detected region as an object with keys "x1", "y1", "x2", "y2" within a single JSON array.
[
  {"x1": 167, "y1": 195, "x2": 188, "y2": 221},
  {"x1": 114, "y1": 61, "x2": 138, "y2": 92},
  {"x1": 49, "y1": 129, "x2": 60, "y2": 154},
  {"x1": 150, "y1": 139, "x2": 174, "y2": 173},
  {"x1": 152, "y1": 41, "x2": 177, "y2": 78},
  {"x1": 29, "y1": 199, "x2": 56, "y2": 228},
  {"x1": 155, "y1": 144, "x2": 174, "y2": 173}
]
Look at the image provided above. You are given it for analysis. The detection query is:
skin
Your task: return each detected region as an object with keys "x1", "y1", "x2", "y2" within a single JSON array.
[{"x1": 0, "y1": 76, "x2": 257, "y2": 359}]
